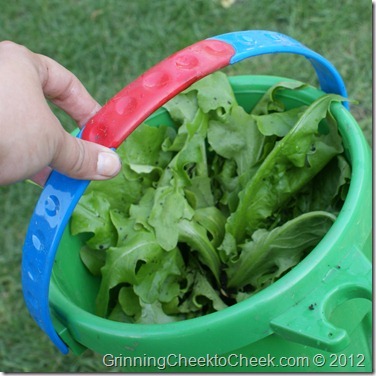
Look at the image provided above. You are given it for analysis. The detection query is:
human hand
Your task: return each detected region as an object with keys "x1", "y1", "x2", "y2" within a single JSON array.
[{"x1": 0, "y1": 41, "x2": 121, "y2": 186}]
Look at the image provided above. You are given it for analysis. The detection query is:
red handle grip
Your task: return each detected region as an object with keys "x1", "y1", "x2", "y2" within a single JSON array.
[{"x1": 82, "y1": 39, "x2": 234, "y2": 148}]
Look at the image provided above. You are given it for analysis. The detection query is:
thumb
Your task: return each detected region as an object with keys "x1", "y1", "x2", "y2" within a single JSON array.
[{"x1": 50, "y1": 131, "x2": 122, "y2": 181}]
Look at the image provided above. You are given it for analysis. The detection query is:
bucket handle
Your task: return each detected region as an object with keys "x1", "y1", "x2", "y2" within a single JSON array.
[{"x1": 22, "y1": 30, "x2": 349, "y2": 354}]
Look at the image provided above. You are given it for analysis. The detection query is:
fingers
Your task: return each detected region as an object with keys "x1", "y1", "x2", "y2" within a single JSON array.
[
  {"x1": 29, "y1": 167, "x2": 53, "y2": 187},
  {"x1": 35, "y1": 53, "x2": 102, "y2": 127},
  {"x1": 32, "y1": 52, "x2": 123, "y2": 181},
  {"x1": 30, "y1": 136, "x2": 122, "y2": 187},
  {"x1": 0, "y1": 41, "x2": 100, "y2": 127},
  {"x1": 33, "y1": 49, "x2": 124, "y2": 182},
  {"x1": 50, "y1": 130, "x2": 122, "y2": 181},
  {"x1": 0, "y1": 41, "x2": 122, "y2": 186}
]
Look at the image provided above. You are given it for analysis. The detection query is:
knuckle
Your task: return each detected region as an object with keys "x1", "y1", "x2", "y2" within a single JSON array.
[
  {"x1": 68, "y1": 138, "x2": 87, "y2": 174},
  {"x1": 51, "y1": 135, "x2": 92, "y2": 178},
  {"x1": 0, "y1": 40, "x2": 28, "y2": 55}
]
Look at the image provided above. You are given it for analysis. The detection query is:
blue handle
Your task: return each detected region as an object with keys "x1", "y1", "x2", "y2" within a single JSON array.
[
  {"x1": 22, "y1": 175, "x2": 89, "y2": 354},
  {"x1": 210, "y1": 31, "x2": 348, "y2": 106},
  {"x1": 22, "y1": 30, "x2": 349, "y2": 354}
]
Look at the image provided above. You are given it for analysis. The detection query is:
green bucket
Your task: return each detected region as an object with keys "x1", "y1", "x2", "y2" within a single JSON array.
[{"x1": 49, "y1": 75, "x2": 372, "y2": 372}]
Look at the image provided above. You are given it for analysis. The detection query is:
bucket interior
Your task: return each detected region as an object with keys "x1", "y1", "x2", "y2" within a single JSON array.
[
  {"x1": 52, "y1": 75, "x2": 331, "y2": 312},
  {"x1": 49, "y1": 75, "x2": 372, "y2": 356}
]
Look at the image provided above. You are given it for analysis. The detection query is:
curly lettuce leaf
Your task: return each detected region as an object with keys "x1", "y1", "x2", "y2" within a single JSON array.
[
  {"x1": 95, "y1": 229, "x2": 164, "y2": 317},
  {"x1": 71, "y1": 191, "x2": 117, "y2": 250},
  {"x1": 178, "y1": 269, "x2": 227, "y2": 314},
  {"x1": 181, "y1": 71, "x2": 236, "y2": 117},
  {"x1": 148, "y1": 186, "x2": 194, "y2": 251},
  {"x1": 167, "y1": 109, "x2": 209, "y2": 186},
  {"x1": 208, "y1": 105, "x2": 263, "y2": 178},
  {"x1": 122, "y1": 124, "x2": 175, "y2": 174},
  {"x1": 251, "y1": 80, "x2": 306, "y2": 116}
]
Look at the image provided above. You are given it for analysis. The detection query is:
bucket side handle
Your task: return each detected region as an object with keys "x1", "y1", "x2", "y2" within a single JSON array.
[
  {"x1": 22, "y1": 30, "x2": 349, "y2": 354},
  {"x1": 270, "y1": 246, "x2": 372, "y2": 353}
]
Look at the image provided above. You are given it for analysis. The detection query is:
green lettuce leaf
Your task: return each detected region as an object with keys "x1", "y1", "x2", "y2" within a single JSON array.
[
  {"x1": 254, "y1": 106, "x2": 307, "y2": 137},
  {"x1": 226, "y1": 211, "x2": 336, "y2": 289},
  {"x1": 177, "y1": 219, "x2": 221, "y2": 283},
  {"x1": 251, "y1": 80, "x2": 306, "y2": 115},
  {"x1": 167, "y1": 109, "x2": 209, "y2": 186},
  {"x1": 178, "y1": 269, "x2": 227, "y2": 314},
  {"x1": 71, "y1": 192, "x2": 117, "y2": 250},
  {"x1": 182, "y1": 71, "x2": 236, "y2": 117},
  {"x1": 95, "y1": 229, "x2": 164, "y2": 317},
  {"x1": 133, "y1": 247, "x2": 184, "y2": 304},
  {"x1": 79, "y1": 245, "x2": 106, "y2": 277},
  {"x1": 223, "y1": 94, "x2": 345, "y2": 255},
  {"x1": 208, "y1": 105, "x2": 263, "y2": 178},
  {"x1": 148, "y1": 186, "x2": 194, "y2": 251}
]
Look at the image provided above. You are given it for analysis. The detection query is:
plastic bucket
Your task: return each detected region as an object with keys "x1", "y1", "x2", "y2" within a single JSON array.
[{"x1": 49, "y1": 75, "x2": 372, "y2": 372}]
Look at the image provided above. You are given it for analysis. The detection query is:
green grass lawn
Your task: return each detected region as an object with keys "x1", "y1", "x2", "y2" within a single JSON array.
[{"x1": 0, "y1": 0, "x2": 372, "y2": 372}]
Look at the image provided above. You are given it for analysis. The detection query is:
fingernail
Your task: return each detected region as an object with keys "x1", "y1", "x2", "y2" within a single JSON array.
[{"x1": 97, "y1": 152, "x2": 121, "y2": 177}]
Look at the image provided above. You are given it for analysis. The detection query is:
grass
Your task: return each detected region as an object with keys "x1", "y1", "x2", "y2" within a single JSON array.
[{"x1": 0, "y1": 0, "x2": 372, "y2": 372}]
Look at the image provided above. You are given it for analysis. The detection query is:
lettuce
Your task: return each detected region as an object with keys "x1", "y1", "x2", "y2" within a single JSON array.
[{"x1": 71, "y1": 72, "x2": 350, "y2": 322}]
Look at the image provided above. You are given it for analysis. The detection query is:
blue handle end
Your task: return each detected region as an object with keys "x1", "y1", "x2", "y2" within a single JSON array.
[
  {"x1": 22, "y1": 172, "x2": 89, "y2": 354},
  {"x1": 211, "y1": 30, "x2": 349, "y2": 108}
]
